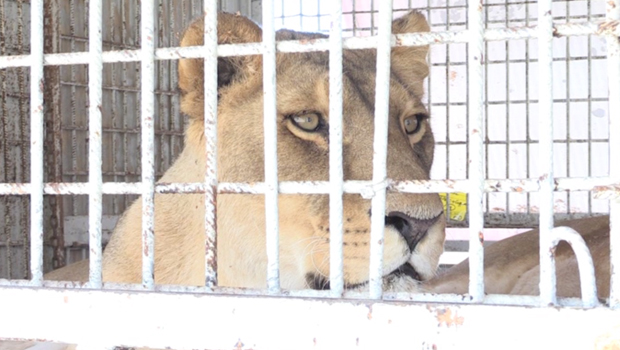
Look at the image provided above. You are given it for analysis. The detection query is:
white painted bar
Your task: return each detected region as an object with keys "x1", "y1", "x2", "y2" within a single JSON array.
[
  {"x1": 262, "y1": 0, "x2": 280, "y2": 293},
  {"x1": 28, "y1": 0, "x2": 45, "y2": 286},
  {"x1": 466, "y1": 0, "x2": 485, "y2": 302},
  {"x1": 140, "y1": 0, "x2": 156, "y2": 290},
  {"x1": 550, "y1": 227, "x2": 599, "y2": 308},
  {"x1": 0, "y1": 177, "x2": 618, "y2": 197},
  {"x1": 2, "y1": 21, "x2": 620, "y2": 70},
  {"x1": 1, "y1": 287, "x2": 619, "y2": 350},
  {"x1": 606, "y1": 0, "x2": 620, "y2": 309},
  {"x1": 87, "y1": 0, "x2": 104, "y2": 288},
  {"x1": 328, "y1": 0, "x2": 345, "y2": 297},
  {"x1": 537, "y1": 0, "x2": 557, "y2": 306},
  {"x1": 0, "y1": 281, "x2": 599, "y2": 308},
  {"x1": 203, "y1": 0, "x2": 219, "y2": 288},
  {"x1": 368, "y1": 0, "x2": 394, "y2": 299}
]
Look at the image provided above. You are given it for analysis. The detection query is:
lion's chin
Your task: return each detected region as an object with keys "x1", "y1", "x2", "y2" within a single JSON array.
[
  {"x1": 306, "y1": 262, "x2": 424, "y2": 292},
  {"x1": 345, "y1": 262, "x2": 424, "y2": 293}
]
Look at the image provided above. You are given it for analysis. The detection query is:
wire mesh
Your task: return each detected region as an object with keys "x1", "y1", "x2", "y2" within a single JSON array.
[{"x1": 274, "y1": 0, "x2": 612, "y2": 229}]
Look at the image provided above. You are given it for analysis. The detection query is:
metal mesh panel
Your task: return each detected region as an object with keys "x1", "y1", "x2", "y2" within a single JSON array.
[{"x1": 275, "y1": 0, "x2": 611, "y2": 228}]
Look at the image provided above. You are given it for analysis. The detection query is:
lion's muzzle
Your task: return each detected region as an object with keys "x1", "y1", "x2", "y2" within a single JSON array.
[{"x1": 385, "y1": 211, "x2": 442, "y2": 253}]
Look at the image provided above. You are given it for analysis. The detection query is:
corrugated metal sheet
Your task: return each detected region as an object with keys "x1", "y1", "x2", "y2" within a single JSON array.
[
  {"x1": 0, "y1": 0, "x2": 32, "y2": 279},
  {"x1": 0, "y1": 0, "x2": 204, "y2": 278}
]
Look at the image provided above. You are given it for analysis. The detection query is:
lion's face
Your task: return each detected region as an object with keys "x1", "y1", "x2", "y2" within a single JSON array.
[{"x1": 179, "y1": 12, "x2": 445, "y2": 291}]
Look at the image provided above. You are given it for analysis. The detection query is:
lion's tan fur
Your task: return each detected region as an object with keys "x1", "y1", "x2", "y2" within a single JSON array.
[
  {"x1": 425, "y1": 215, "x2": 611, "y2": 299},
  {"x1": 48, "y1": 12, "x2": 446, "y2": 291},
  {"x1": 45, "y1": 12, "x2": 612, "y2": 301},
  {"x1": 36, "y1": 12, "x2": 615, "y2": 350}
]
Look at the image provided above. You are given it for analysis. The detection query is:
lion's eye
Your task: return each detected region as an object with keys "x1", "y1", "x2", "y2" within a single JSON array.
[
  {"x1": 403, "y1": 113, "x2": 426, "y2": 135},
  {"x1": 291, "y1": 112, "x2": 321, "y2": 132}
]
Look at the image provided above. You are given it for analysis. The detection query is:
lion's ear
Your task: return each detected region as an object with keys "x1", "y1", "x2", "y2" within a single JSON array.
[
  {"x1": 178, "y1": 12, "x2": 262, "y2": 120},
  {"x1": 390, "y1": 11, "x2": 430, "y2": 95}
]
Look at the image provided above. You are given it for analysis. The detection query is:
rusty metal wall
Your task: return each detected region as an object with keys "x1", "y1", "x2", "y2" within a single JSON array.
[
  {"x1": 56, "y1": 0, "x2": 204, "y2": 268},
  {"x1": 0, "y1": 0, "x2": 205, "y2": 278},
  {"x1": 0, "y1": 0, "x2": 32, "y2": 279}
]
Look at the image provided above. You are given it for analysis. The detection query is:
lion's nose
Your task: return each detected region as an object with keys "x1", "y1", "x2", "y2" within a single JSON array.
[{"x1": 385, "y1": 211, "x2": 442, "y2": 252}]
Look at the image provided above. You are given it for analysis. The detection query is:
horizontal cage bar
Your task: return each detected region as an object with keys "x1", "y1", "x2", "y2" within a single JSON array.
[
  {"x1": 1, "y1": 21, "x2": 620, "y2": 69},
  {"x1": 0, "y1": 178, "x2": 617, "y2": 197},
  {"x1": 0, "y1": 287, "x2": 618, "y2": 349}
]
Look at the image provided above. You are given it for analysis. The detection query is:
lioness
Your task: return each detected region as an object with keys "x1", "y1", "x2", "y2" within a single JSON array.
[
  {"x1": 427, "y1": 215, "x2": 611, "y2": 299},
  {"x1": 46, "y1": 12, "x2": 609, "y2": 297},
  {"x1": 47, "y1": 11, "x2": 446, "y2": 291},
  {"x1": 45, "y1": 12, "x2": 613, "y2": 300},
  {"x1": 36, "y1": 10, "x2": 614, "y2": 350}
]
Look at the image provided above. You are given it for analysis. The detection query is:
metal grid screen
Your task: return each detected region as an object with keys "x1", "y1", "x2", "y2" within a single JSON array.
[
  {"x1": 0, "y1": 0, "x2": 619, "y2": 349},
  {"x1": 275, "y1": 0, "x2": 613, "y2": 229}
]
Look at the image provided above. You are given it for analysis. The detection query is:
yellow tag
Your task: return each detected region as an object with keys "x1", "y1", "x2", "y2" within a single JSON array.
[{"x1": 439, "y1": 193, "x2": 467, "y2": 221}]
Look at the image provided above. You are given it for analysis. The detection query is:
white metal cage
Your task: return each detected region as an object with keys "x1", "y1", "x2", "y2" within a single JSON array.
[{"x1": 0, "y1": 0, "x2": 619, "y2": 349}]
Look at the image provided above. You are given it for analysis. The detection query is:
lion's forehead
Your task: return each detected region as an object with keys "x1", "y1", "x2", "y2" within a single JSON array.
[{"x1": 273, "y1": 52, "x2": 424, "y2": 119}]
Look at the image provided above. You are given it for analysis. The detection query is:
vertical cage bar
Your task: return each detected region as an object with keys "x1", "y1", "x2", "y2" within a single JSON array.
[
  {"x1": 141, "y1": 0, "x2": 157, "y2": 290},
  {"x1": 606, "y1": 0, "x2": 620, "y2": 309},
  {"x1": 537, "y1": 0, "x2": 556, "y2": 306},
  {"x1": 203, "y1": 0, "x2": 219, "y2": 288},
  {"x1": 549, "y1": 227, "x2": 598, "y2": 308},
  {"x1": 368, "y1": 0, "x2": 393, "y2": 299},
  {"x1": 29, "y1": 0, "x2": 45, "y2": 285},
  {"x1": 466, "y1": 0, "x2": 485, "y2": 301},
  {"x1": 263, "y1": 0, "x2": 280, "y2": 293},
  {"x1": 88, "y1": 0, "x2": 104, "y2": 288},
  {"x1": 328, "y1": 0, "x2": 344, "y2": 297}
]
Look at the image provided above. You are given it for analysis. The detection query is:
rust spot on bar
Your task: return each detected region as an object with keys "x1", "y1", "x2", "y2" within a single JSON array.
[
  {"x1": 593, "y1": 184, "x2": 620, "y2": 194},
  {"x1": 479, "y1": 231, "x2": 484, "y2": 244},
  {"x1": 300, "y1": 38, "x2": 317, "y2": 45},
  {"x1": 367, "y1": 305, "x2": 373, "y2": 320},
  {"x1": 143, "y1": 241, "x2": 150, "y2": 257},
  {"x1": 435, "y1": 308, "x2": 464, "y2": 327},
  {"x1": 597, "y1": 19, "x2": 620, "y2": 35}
]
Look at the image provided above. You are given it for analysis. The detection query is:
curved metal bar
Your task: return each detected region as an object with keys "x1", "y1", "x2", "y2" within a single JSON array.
[{"x1": 550, "y1": 226, "x2": 599, "y2": 308}]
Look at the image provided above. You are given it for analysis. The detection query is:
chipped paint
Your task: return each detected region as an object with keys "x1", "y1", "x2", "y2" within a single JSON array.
[{"x1": 435, "y1": 308, "x2": 464, "y2": 328}]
